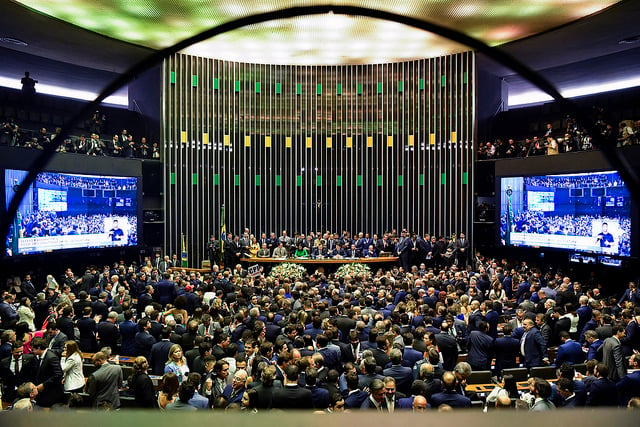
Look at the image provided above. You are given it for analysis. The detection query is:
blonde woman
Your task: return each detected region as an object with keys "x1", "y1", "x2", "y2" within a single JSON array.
[
  {"x1": 61, "y1": 340, "x2": 85, "y2": 393},
  {"x1": 164, "y1": 344, "x2": 189, "y2": 383}
]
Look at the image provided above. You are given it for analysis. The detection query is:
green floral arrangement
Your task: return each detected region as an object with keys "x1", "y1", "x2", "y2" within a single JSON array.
[
  {"x1": 335, "y1": 263, "x2": 372, "y2": 280},
  {"x1": 268, "y1": 263, "x2": 307, "y2": 281}
]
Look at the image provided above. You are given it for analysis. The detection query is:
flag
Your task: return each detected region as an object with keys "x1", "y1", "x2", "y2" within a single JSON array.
[
  {"x1": 181, "y1": 234, "x2": 188, "y2": 267},
  {"x1": 505, "y1": 188, "x2": 513, "y2": 245},
  {"x1": 220, "y1": 204, "x2": 226, "y2": 254}
]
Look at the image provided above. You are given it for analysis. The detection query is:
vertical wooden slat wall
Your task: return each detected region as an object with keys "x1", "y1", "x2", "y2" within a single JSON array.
[{"x1": 162, "y1": 52, "x2": 475, "y2": 265}]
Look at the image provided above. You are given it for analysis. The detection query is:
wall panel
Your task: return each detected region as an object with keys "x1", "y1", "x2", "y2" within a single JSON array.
[{"x1": 162, "y1": 53, "x2": 476, "y2": 265}]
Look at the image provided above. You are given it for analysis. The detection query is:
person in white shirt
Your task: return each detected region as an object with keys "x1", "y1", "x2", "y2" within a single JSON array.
[{"x1": 61, "y1": 340, "x2": 85, "y2": 393}]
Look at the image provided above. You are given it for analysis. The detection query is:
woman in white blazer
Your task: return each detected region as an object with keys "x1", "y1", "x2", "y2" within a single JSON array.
[{"x1": 61, "y1": 340, "x2": 85, "y2": 393}]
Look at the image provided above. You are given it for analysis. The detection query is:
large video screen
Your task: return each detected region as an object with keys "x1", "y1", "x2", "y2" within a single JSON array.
[
  {"x1": 500, "y1": 171, "x2": 631, "y2": 257},
  {"x1": 5, "y1": 170, "x2": 139, "y2": 256}
]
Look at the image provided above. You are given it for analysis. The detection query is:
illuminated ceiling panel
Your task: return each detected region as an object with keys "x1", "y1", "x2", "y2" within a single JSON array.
[{"x1": 16, "y1": 0, "x2": 621, "y2": 64}]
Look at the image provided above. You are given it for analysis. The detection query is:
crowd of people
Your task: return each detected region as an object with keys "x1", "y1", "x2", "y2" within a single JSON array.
[
  {"x1": 35, "y1": 173, "x2": 137, "y2": 191},
  {"x1": 478, "y1": 113, "x2": 640, "y2": 160},
  {"x1": 523, "y1": 174, "x2": 625, "y2": 189},
  {"x1": 0, "y1": 118, "x2": 160, "y2": 160},
  {"x1": 0, "y1": 238, "x2": 639, "y2": 413},
  {"x1": 500, "y1": 212, "x2": 631, "y2": 257},
  {"x1": 210, "y1": 230, "x2": 471, "y2": 274}
]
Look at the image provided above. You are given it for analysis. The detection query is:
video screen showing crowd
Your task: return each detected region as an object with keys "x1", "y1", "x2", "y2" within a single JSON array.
[
  {"x1": 500, "y1": 171, "x2": 632, "y2": 258},
  {"x1": 5, "y1": 170, "x2": 138, "y2": 256}
]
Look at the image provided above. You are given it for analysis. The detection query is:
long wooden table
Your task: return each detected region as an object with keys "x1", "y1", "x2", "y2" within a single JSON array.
[{"x1": 240, "y1": 256, "x2": 399, "y2": 264}]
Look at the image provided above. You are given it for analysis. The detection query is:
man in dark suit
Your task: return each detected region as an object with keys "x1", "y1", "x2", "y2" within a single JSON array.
[
  {"x1": 135, "y1": 318, "x2": 157, "y2": 360},
  {"x1": 154, "y1": 273, "x2": 177, "y2": 307},
  {"x1": 402, "y1": 332, "x2": 426, "y2": 369},
  {"x1": 91, "y1": 292, "x2": 110, "y2": 320},
  {"x1": 28, "y1": 337, "x2": 64, "y2": 407},
  {"x1": 430, "y1": 371, "x2": 471, "y2": 408},
  {"x1": 272, "y1": 364, "x2": 313, "y2": 409},
  {"x1": 97, "y1": 311, "x2": 120, "y2": 353},
  {"x1": 520, "y1": 318, "x2": 549, "y2": 368},
  {"x1": 344, "y1": 371, "x2": 368, "y2": 408},
  {"x1": 150, "y1": 327, "x2": 174, "y2": 375},
  {"x1": 467, "y1": 301, "x2": 484, "y2": 333},
  {"x1": 305, "y1": 367, "x2": 330, "y2": 409},
  {"x1": 360, "y1": 378, "x2": 388, "y2": 411},
  {"x1": 586, "y1": 363, "x2": 618, "y2": 407},
  {"x1": 20, "y1": 274, "x2": 38, "y2": 300},
  {"x1": 435, "y1": 320, "x2": 458, "y2": 371},
  {"x1": 383, "y1": 348, "x2": 413, "y2": 395},
  {"x1": 56, "y1": 306, "x2": 76, "y2": 341},
  {"x1": 137, "y1": 285, "x2": 154, "y2": 314},
  {"x1": 466, "y1": 321, "x2": 494, "y2": 371},
  {"x1": 493, "y1": 324, "x2": 520, "y2": 375},
  {"x1": 0, "y1": 293, "x2": 18, "y2": 330},
  {"x1": 0, "y1": 341, "x2": 35, "y2": 404},
  {"x1": 616, "y1": 353, "x2": 640, "y2": 406},
  {"x1": 45, "y1": 321, "x2": 68, "y2": 358},
  {"x1": 455, "y1": 232, "x2": 469, "y2": 267},
  {"x1": 554, "y1": 331, "x2": 585, "y2": 366}
]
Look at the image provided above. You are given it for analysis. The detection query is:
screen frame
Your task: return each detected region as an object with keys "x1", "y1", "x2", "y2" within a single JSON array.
[
  {"x1": 495, "y1": 166, "x2": 636, "y2": 261},
  {"x1": 0, "y1": 147, "x2": 143, "y2": 259}
]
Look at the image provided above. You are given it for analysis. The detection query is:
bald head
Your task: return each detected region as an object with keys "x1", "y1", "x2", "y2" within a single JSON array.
[{"x1": 412, "y1": 395, "x2": 428, "y2": 411}]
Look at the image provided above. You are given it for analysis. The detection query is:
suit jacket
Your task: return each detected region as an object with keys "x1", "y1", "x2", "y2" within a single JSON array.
[
  {"x1": 494, "y1": 336, "x2": 520, "y2": 374},
  {"x1": 135, "y1": 331, "x2": 156, "y2": 360},
  {"x1": 252, "y1": 382, "x2": 281, "y2": 409},
  {"x1": 86, "y1": 362, "x2": 123, "y2": 408},
  {"x1": 149, "y1": 339, "x2": 174, "y2": 375},
  {"x1": 29, "y1": 350, "x2": 64, "y2": 407},
  {"x1": 57, "y1": 315, "x2": 76, "y2": 341},
  {"x1": 601, "y1": 336, "x2": 626, "y2": 381},
  {"x1": 360, "y1": 395, "x2": 389, "y2": 411},
  {"x1": 155, "y1": 280, "x2": 177, "y2": 306},
  {"x1": 521, "y1": 327, "x2": 547, "y2": 368},
  {"x1": 344, "y1": 389, "x2": 368, "y2": 408},
  {"x1": 616, "y1": 371, "x2": 640, "y2": 405},
  {"x1": 402, "y1": 346, "x2": 425, "y2": 369},
  {"x1": 47, "y1": 331, "x2": 68, "y2": 357},
  {"x1": 77, "y1": 316, "x2": 98, "y2": 352},
  {"x1": 466, "y1": 330, "x2": 494, "y2": 371},
  {"x1": 586, "y1": 377, "x2": 618, "y2": 406},
  {"x1": 307, "y1": 385, "x2": 330, "y2": 409},
  {"x1": 97, "y1": 320, "x2": 120, "y2": 352},
  {"x1": 430, "y1": 389, "x2": 471, "y2": 408},
  {"x1": 383, "y1": 365, "x2": 414, "y2": 395},
  {"x1": 0, "y1": 353, "x2": 35, "y2": 402},
  {"x1": 554, "y1": 339, "x2": 585, "y2": 366},
  {"x1": 272, "y1": 384, "x2": 313, "y2": 409}
]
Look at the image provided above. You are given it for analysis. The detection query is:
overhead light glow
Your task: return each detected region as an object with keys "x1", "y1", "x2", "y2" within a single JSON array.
[
  {"x1": 508, "y1": 75, "x2": 640, "y2": 107},
  {"x1": 0, "y1": 76, "x2": 128, "y2": 106}
]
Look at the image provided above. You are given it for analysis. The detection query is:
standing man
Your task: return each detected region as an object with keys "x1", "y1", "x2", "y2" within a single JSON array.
[
  {"x1": 28, "y1": 337, "x2": 64, "y2": 407},
  {"x1": 85, "y1": 351, "x2": 123, "y2": 409},
  {"x1": 455, "y1": 233, "x2": 470, "y2": 267},
  {"x1": 601, "y1": 324, "x2": 627, "y2": 382},
  {"x1": 520, "y1": 318, "x2": 549, "y2": 368}
]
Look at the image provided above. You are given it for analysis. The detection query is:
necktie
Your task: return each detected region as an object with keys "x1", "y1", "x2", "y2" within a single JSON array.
[{"x1": 14, "y1": 357, "x2": 19, "y2": 375}]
